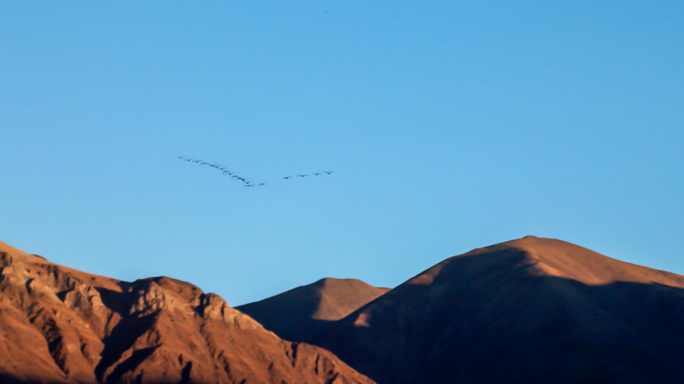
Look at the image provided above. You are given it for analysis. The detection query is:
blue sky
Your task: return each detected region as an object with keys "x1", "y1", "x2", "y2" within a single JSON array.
[{"x1": 1, "y1": 1, "x2": 682, "y2": 305}]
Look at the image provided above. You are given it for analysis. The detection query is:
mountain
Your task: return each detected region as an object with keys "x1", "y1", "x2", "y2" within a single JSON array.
[
  {"x1": 237, "y1": 278, "x2": 390, "y2": 342},
  {"x1": 0, "y1": 240, "x2": 375, "y2": 384},
  {"x1": 313, "y1": 236, "x2": 684, "y2": 384}
]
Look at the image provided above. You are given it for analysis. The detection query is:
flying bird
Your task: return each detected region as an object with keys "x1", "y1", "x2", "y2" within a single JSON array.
[
  {"x1": 324, "y1": 171, "x2": 333, "y2": 175},
  {"x1": 243, "y1": 184, "x2": 254, "y2": 187},
  {"x1": 283, "y1": 176, "x2": 291, "y2": 180},
  {"x1": 298, "y1": 174, "x2": 308, "y2": 177},
  {"x1": 313, "y1": 173, "x2": 320, "y2": 176},
  {"x1": 259, "y1": 183, "x2": 266, "y2": 187}
]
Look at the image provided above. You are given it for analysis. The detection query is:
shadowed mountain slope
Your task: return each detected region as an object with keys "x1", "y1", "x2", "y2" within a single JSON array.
[
  {"x1": 0, "y1": 240, "x2": 374, "y2": 384},
  {"x1": 314, "y1": 236, "x2": 684, "y2": 384},
  {"x1": 237, "y1": 278, "x2": 390, "y2": 342}
]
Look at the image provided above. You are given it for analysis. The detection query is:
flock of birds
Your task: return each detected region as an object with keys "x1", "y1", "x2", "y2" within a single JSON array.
[{"x1": 178, "y1": 156, "x2": 333, "y2": 188}]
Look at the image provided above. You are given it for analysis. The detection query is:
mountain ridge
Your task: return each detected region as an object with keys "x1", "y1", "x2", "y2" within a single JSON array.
[
  {"x1": 0, "y1": 240, "x2": 374, "y2": 384},
  {"x1": 5, "y1": 236, "x2": 684, "y2": 383},
  {"x1": 312, "y1": 236, "x2": 684, "y2": 384}
]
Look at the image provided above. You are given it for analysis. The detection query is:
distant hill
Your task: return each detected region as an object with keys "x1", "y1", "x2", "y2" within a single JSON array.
[
  {"x1": 237, "y1": 278, "x2": 390, "y2": 342},
  {"x1": 0, "y1": 240, "x2": 374, "y2": 384},
  {"x1": 313, "y1": 236, "x2": 684, "y2": 384}
]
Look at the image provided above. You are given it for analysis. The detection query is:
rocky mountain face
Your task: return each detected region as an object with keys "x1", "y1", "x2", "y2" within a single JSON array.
[
  {"x1": 237, "y1": 278, "x2": 390, "y2": 342},
  {"x1": 0, "y1": 241, "x2": 375, "y2": 384},
  {"x1": 312, "y1": 236, "x2": 684, "y2": 384}
]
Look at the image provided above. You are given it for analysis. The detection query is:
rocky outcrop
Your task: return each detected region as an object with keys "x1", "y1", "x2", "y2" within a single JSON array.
[{"x1": 0, "y1": 241, "x2": 374, "y2": 384}]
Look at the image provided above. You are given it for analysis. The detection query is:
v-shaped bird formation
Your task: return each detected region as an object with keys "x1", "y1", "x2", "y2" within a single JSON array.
[{"x1": 178, "y1": 156, "x2": 333, "y2": 188}]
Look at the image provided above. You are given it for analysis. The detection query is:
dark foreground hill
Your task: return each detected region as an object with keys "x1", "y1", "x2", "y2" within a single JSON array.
[
  {"x1": 237, "y1": 278, "x2": 390, "y2": 342},
  {"x1": 0, "y1": 240, "x2": 374, "y2": 384},
  {"x1": 313, "y1": 236, "x2": 684, "y2": 384}
]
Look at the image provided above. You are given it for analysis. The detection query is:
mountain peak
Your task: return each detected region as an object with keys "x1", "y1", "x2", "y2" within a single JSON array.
[
  {"x1": 454, "y1": 236, "x2": 684, "y2": 287},
  {"x1": 237, "y1": 277, "x2": 390, "y2": 342}
]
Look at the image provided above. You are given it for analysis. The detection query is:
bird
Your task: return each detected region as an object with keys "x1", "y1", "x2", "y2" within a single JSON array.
[
  {"x1": 283, "y1": 176, "x2": 291, "y2": 180},
  {"x1": 324, "y1": 171, "x2": 333, "y2": 175},
  {"x1": 298, "y1": 174, "x2": 308, "y2": 177},
  {"x1": 313, "y1": 173, "x2": 320, "y2": 176},
  {"x1": 243, "y1": 185, "x2": 254, "y2": 187},
  {"x1": 259, "y1": 183, "x2": 266, "y2": 187},
  {"x1": 178, "y1": 156, "x2": 184, "y2": 160}
]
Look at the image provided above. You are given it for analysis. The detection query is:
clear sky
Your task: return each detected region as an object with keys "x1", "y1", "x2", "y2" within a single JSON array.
[{"x1": 1, "y1": 1, "x2": 683, "y2": 305}]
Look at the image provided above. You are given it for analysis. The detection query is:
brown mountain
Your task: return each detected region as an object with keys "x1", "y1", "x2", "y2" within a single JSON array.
[
  {"x1": 237, "y1": 278, "x2": 390, "y2": 342},
  {"x1": 0, "y1": 240, "x2": 375, "y2": 384},
  {"x1": 314, "y1": 236, "x2": 684, "y2": 384}
]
